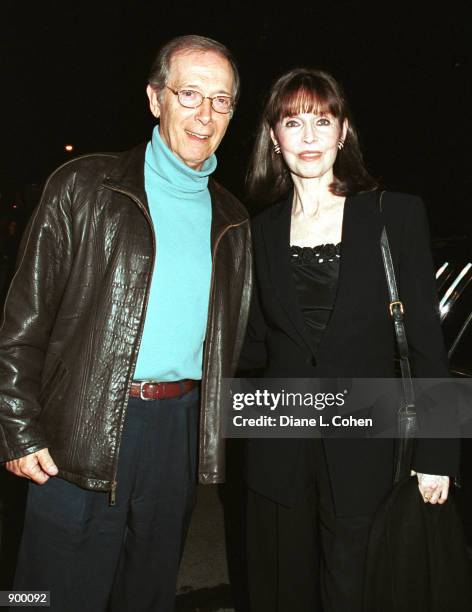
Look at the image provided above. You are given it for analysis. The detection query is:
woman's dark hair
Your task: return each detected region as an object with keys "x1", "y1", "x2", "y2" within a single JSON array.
[{"x1": 246, "y1": 68, "x2": 378, "y2": 203}]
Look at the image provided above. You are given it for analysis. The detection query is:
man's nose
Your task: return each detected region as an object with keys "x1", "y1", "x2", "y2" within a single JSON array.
[{"x1": 195, "y1": 97, "x2": 213, "y2": 125}]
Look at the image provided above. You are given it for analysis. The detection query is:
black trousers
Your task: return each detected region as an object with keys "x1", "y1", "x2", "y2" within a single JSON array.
[
  {"x1": 13, "y1": 388, "x2": 199, "y2": 612},
  {"x1": 247, "y1": 440, "x2": 375, "y2": 612}
]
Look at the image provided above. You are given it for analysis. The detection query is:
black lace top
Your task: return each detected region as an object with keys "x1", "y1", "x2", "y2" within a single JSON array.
[{"x1": 290, "y1": 243, "x2": 340, "y2": 353}]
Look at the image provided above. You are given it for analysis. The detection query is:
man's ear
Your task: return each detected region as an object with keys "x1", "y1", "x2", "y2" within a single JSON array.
[{"x1": 146, "y1": 84, "x2": 161, "y2": 119}]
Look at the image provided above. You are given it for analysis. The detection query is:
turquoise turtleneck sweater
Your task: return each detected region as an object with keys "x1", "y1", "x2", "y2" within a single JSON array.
[{"x1": 134, "y1": 126, "x2": 214, "y2": 381}]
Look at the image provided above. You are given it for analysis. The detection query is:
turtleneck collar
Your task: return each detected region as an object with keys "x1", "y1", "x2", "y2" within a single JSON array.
[{"x1": 145, "y1": 125, "x2": 217, "y2": 194}]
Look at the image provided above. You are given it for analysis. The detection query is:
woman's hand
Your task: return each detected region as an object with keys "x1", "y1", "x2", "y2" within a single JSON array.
[{"x1": 411, "y1": 470, "x2": 449, "y2": 504}]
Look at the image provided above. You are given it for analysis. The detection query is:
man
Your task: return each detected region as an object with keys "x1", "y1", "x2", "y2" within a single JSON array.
[{"x1": 0, "y1": 35, "x2": 251, "y2": 611}]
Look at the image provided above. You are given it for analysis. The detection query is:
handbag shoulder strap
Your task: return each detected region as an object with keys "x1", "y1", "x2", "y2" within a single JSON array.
[{"x1": 379, "y1": 190, "x2": 415, "y2": 410}]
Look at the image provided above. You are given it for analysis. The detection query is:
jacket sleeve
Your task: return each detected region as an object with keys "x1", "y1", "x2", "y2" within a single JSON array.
[
  {"x1": 398, "y1": 196, "x2": 460, "y2": 475},
  {"x1": 237, "y1": 217, "x2": 270, "y2": 373},
  {"x1": 229, "y1": 221, "x2": 254, "y2": 374},
  {"x1": 237, "y1": 259, "x2": 268, "y2": 372},
  {"x1": 0, "y1": 169, "x2": 73, "y2": 462}
]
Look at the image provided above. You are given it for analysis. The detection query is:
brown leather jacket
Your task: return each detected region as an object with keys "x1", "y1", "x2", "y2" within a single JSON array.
[{"x1": 0, "y1": 143, "x2": 252, "y2": 495}]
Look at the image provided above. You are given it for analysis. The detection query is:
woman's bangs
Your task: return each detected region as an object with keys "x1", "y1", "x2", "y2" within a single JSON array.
[{"x1": 275, "y1": 84, "x2": 339, "y2": 122}]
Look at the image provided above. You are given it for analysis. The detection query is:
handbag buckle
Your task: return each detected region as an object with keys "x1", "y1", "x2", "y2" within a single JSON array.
[{"x1": 389, "y1": 300, "x2": 404, "y2": 316}]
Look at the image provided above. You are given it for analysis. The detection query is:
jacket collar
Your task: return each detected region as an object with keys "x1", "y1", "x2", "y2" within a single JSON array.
[
  {"x1": 261, "y1": 189, "x2": 382, "y2": 357},
  {"x1": 102, "y1": 142, "x2": 148, "y2": 207},
  {"x1": 102, "y1": 141, "x2": 247, "y2": 249},
  {"x1": 317, "y1": 189, "x2": 382, "y2": 357},
  {"x1": 262, "y1": 193, "x2": 314, "y2": 353}
]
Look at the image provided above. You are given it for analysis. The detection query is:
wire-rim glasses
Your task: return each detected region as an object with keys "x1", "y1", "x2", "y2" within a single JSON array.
[{"x1": 166, "y1": 86, "x2": 233, "y2": 114}]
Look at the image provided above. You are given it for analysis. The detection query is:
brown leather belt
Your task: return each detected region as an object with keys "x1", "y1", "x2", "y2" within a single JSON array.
[{"x1": 130, "y1": 379, "x2": 198, "y2": 401}]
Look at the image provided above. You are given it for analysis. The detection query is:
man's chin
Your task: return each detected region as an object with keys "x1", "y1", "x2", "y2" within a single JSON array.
[
  {"x1": 182, "y1": 159, "x2": 206, "y2": 171},
  {"x1": 181, "y1": 151, "x2": 214, "y2": 171}
]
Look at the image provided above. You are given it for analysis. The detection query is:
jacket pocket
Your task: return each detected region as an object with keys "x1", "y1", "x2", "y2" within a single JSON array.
[{"x1": 39, "y1": 359, "x2": 69, "y2": 408}]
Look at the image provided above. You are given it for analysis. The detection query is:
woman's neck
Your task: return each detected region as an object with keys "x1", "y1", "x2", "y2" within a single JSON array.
[{"x1": 291, "y1": 172, "x2": 337, "y2": 218}]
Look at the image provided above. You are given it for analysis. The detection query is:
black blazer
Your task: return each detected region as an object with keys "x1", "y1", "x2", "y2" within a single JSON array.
[{"x1": 240, "y1": 190, "x2": 459, "y2": 517}]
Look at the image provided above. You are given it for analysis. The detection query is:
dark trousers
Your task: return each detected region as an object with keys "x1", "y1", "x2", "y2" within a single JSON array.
[
  {"x1": 13, "y1": 388, "x2": 199, "y2": 612},
  {"x1": 247, "y1": 440, "x2": 374, "y2": 612}
]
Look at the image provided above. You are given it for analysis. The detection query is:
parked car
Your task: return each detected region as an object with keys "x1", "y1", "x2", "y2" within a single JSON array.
[
  {"x1": 434, "y1": 235, "x2": 472, "y2": 378},
  {"x1": 433, "y1": 235, "x2": 472, "y2": 548}
]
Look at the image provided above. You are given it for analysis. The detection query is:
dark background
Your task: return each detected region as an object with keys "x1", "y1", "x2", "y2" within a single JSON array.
[
  {"x1": 1, "y1": 1, "x2": 471, "y2": 235},
  {"x1": 1, "y1": 2, "x2": 472, "y2": 605}
]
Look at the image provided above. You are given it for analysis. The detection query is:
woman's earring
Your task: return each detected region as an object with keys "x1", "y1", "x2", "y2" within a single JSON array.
[
  {"x1": 273, "y1": 142, "x2": 281, "y2": 155},
  {"x1": 337, "y1": 139, "x2": 345, "y2": 150}
]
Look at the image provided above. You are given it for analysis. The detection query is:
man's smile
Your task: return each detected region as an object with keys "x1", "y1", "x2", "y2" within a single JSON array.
[{"x1": 185, "y1": 130, "x2": 211, "y2": 140}]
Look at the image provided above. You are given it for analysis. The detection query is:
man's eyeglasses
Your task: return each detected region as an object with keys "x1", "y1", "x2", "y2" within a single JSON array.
[{"x1": 166, "y1": 87, "x2": 234, "y2": 114}]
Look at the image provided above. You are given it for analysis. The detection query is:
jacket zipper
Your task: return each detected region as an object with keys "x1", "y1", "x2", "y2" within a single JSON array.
[
  {"x1": 199, "y1": 220, "x2": 248, "y2": 479},
  {"x1": 109, "y1": 480, "x2": 117, "y2": 505},
  {"x1": 103, "y1": 185, "x2": 156, "y2": 506}
]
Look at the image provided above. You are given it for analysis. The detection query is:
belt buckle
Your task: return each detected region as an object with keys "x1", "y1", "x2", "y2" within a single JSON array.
[{"x1": 139, "y1": 380, "x2": 159, "y2": 401}]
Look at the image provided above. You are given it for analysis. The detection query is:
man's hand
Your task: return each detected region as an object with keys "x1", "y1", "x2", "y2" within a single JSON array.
[
  {"x1": 5, "y1": 448, "x2": 58, "y2": 484},
  {"x1": 411, "y1": 470, "x2": 449, "y2": 504}
]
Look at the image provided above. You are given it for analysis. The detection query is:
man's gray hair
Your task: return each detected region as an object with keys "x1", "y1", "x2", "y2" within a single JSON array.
[{"x1": 148, "y1": 34, "x2": 240, "y2": 103}]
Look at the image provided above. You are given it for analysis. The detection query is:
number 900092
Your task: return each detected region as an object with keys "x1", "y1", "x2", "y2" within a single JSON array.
[{"x1": 0, "y1": 591, "x2": 50, "y2": 606}]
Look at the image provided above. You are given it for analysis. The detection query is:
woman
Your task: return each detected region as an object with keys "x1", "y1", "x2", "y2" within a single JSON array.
[{"x1": 240, "y1": 68, "x2": 457, "y2": 611}]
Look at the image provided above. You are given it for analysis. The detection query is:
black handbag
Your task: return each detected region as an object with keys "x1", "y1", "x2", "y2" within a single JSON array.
[
  {"x1": 379, "y1": 190, "x2": 418, "y2": 483},
  {"x1": 366, "y1": 191, "x2": 472, "y2": 612}
]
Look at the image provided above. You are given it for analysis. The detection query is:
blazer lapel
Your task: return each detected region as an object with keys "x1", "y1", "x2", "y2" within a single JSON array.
[
  {"x1": 261, "y1": 195, "x2": 317, "y2": 354},
  {"x1": 318, "y1": 190, "x2": 383, "y2": 357},
  {"x1": 261, "y1": 190, "x2": 383, "y2": 360}
]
